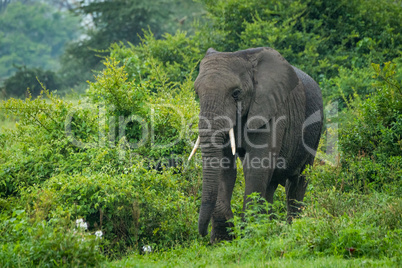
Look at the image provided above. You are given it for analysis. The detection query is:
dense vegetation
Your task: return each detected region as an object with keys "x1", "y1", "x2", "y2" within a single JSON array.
[{"x1": 0, "y1": 0, "x2": 401, "y2": 266}]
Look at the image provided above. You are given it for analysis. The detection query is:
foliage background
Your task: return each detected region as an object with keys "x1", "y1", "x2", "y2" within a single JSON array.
[
  {"x1": 0, "y1": 0, "x2": 79, "y2": 81},
  {"x1": 0, "y1": 0, "x2": 401, "y2": 266}
]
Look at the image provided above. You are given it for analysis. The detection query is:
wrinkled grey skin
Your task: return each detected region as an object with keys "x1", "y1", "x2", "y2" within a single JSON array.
[{"x1": 194, "y1": 47, "x2": 323, "y2": 243}]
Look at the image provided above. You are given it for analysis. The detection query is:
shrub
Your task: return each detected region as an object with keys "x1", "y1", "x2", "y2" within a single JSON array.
[
  {"x1": 305, "y1": 60, "x2": 402, "y2": 193},
  {"x1": 319, "y1": 65, "x2": 376, "y2": 109},
  {"x1": 135, "y1": 31, "x2": 203, "y2": 83},
  {"x1": 86, "y1": 41, "x2": 200, "y2": 160},
  {"x1": 0, "y1": 91, "x2": 100, "y2": 197},
  {"x1": 197, "y1": 0, "x2": 402, "y2": 80},
  {"x1": 0, "y1": 209, "x2": 104, "y2": 267},
  {"x1": 340, "y1": 61, "x2": 402, "y2": 160},
  {"x1": 2, "y1": 66, "x2": 60, "y2": 98},
  {"x1": 23, "y1": 162, "x2": 201, "y2": 255},
  {"x1": 0, "y1": 32, "x2": 203, "y2": 258}
]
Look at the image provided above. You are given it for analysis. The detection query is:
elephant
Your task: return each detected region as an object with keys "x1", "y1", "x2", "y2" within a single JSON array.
[{"x1": 188, "y1": 47, "x2": 323, "y2": 243}]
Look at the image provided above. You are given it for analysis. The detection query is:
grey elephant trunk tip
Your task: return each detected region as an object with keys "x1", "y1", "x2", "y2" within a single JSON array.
[
  {"x1": 198, "y1": 202, "x2": 216, "y2": 236},
  {"x1": 198, "y1": 225, "x2": 208, "y2": 237}
]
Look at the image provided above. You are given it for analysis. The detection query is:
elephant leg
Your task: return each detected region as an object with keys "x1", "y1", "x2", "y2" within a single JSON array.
[
  {"x1": 265, "y1": 181, "x2": 279, "y2": 218},
  {"x1": 285, "y1": 174, "x2": 308, "y2": 223},
  {"x1": 265, "y1": 180, "x2": 279, "y2": 203},
  {"x1": 210, "y1": 147, "x2": 237, "y2": 243},
  {"x1": 242, "y1": 125, "x2": 284, "y2": 211},
  {"x1": 242, "y1": 154, "x2": 275, "y2": 211}
]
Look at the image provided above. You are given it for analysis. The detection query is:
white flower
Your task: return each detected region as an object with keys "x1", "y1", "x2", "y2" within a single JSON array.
[
  {"x1": 76, "y1": 218, "x2": 88, "y2": 229},
  {"x1": 81, "y1": 222, "x2": 88, "y2": 229},
  {"x1": 142, "y1": 245, "x2": 152, "y2": 253},
  {"x1": 95, "y1": 230, "x2": 103, "y2": 239}
]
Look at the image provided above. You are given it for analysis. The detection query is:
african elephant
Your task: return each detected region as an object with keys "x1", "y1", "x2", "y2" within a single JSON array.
[{"x1": 188, "y1": 47, "x2": 323, "y2": 243}]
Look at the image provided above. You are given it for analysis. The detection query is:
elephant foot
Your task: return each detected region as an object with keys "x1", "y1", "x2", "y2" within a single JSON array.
[
  {"x1": 210, "y1": 218, "x2": 234, "y2": 244},
  {"x1": 286, "y1": 205, "x2": 304, "y2": 224}
]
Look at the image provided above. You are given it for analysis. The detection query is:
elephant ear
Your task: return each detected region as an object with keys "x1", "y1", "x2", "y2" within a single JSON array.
[
  {"x1": 206, "y1": 48, "x2": 219, "y2": 56},
  {"x1": 246, "y1": 47, "x2": 299, "y2": 130}
]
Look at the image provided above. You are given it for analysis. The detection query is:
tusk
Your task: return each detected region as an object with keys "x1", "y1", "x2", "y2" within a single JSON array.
[
  {"x1": 188, "y1": 136, "x2": 200, "y2": 161},
  {"x1": 229, "y1": 128, "x2": 236, "y2": 155}
]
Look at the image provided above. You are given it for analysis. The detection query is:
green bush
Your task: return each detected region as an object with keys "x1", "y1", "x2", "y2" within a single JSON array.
[
  {"x1": 320, "y1": 64, "x2": 376, "y2": 108},
  {"x1": 135, "y1": 31, "x2": 203, "y2": 83},
  {"x1": 0, "y1": 91, "x2": 101, "y2": 197},
  {"x1": 307, "y1": 155, "x2": 402, "y2": 196},
  {"x1": 197, "y1": 0, "x2": 402, "y2": 80},
  {"x1": 2, "y1": 66, "x2": 60, "y2": 98},
  {"x1": 340, "y1": 61, "x2": 402, "y2": 159},
  {"x1": 306, "y1": 60, "x2": 402, "y2": 194},
  {"x1": 0, "y1": 33, "x2": 203, "y2": 258},
  {"x1": 0, "y1": 209, "x2": 104, "y2": 267},
  {"x1": 23, "y1": 163, "x2": 201, "y2": 255},
  {"x1": 86, "y1": 41, "x2": 200, "y2": 160}
]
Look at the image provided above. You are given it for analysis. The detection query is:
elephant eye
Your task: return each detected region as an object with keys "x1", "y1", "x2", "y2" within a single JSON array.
[{"x1": 232, "y1": 89, "x2": 241, "y2": 101}]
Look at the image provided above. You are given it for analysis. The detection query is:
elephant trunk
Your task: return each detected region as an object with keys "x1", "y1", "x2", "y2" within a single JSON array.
[
  {"x1": 198, "y1": 130, "x2": 224, "y2": 236},
  {"x1": 197, "y1": 93, "x2": 236, "y2": 236}
]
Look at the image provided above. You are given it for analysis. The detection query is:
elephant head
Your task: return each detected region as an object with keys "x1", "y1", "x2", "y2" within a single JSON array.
[{"x1": 192, "y1": 47, "x2": 300, "y2": 236}]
